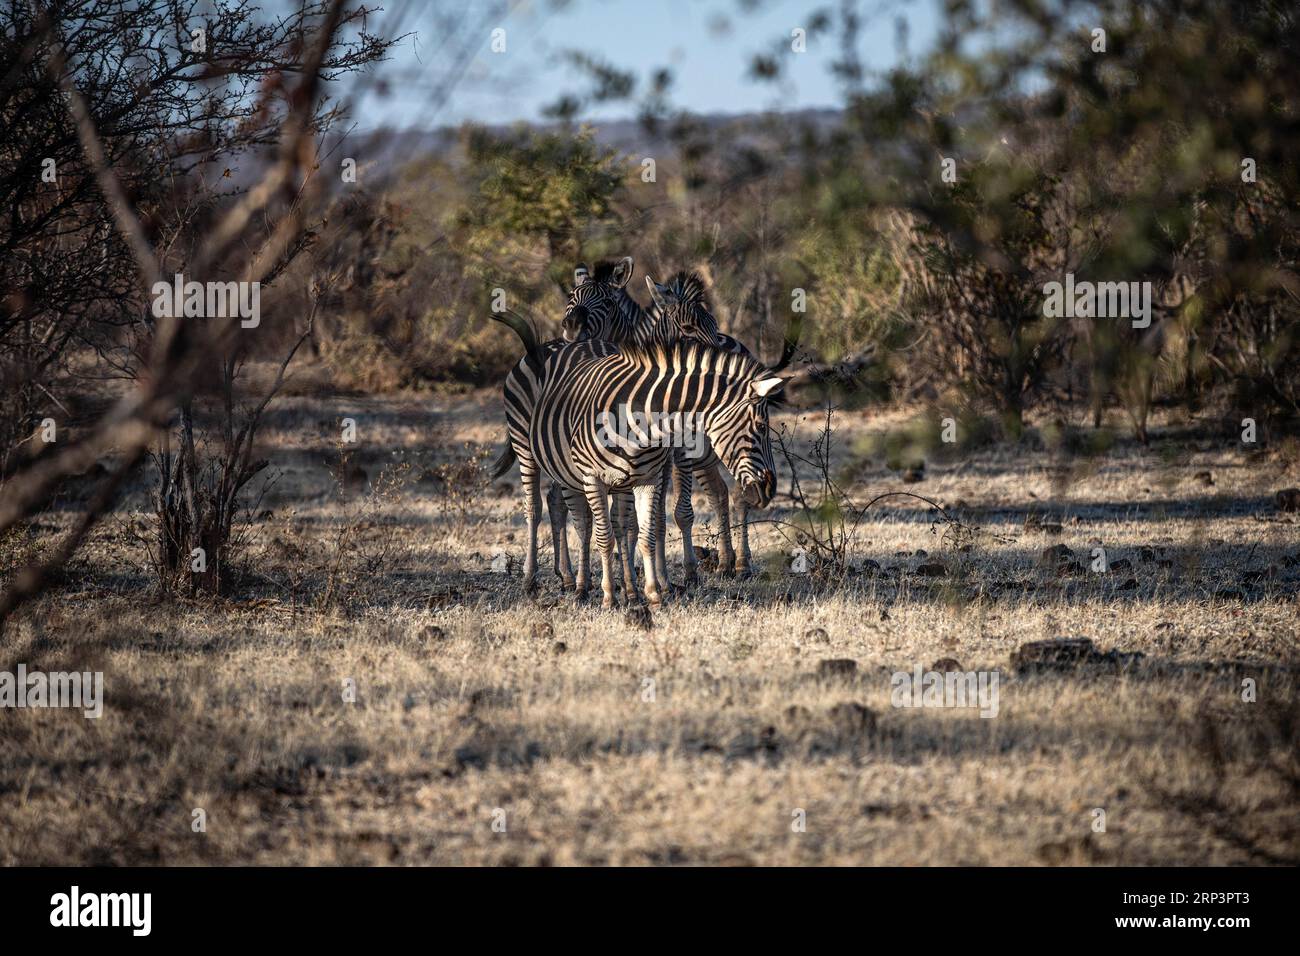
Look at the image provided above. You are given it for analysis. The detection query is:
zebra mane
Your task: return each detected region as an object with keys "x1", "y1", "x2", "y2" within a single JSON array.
[
  {"x1": 661, "y1": 271, "x2": 710, "y2": 309},
  {"x1": 616, "y1": 338, "x2": 768, "y2": 381}
]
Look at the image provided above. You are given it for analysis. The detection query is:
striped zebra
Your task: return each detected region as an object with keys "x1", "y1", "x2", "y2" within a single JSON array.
[
  {"x1": 494, "y1": 259, "x2": 799, "y2": 595},
  {"x1": 492, "y1": 257, "x2": 639, "y2": 594},
  {"x1": 528, "y1": 335, "x2": 785, "y2": 607}
]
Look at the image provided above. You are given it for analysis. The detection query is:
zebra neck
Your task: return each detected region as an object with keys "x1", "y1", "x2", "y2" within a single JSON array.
[{"x1": 607, "y1": 290, "x2": 649, "y2": 344}]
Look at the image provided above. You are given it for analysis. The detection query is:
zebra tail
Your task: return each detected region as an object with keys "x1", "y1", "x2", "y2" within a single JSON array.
[
  {"x1": 491, "y1": 310, "x2": 544, "y2": 366},
  {"x1": 491, "y1": 442, "x2": 518, "y2": 479},
  {"x1": 772, "y1": 312, "x2": 804, "y2": 372}
]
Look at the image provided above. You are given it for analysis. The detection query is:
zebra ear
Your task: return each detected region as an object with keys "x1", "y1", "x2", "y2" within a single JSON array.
[
  {"x1": 645, "y1": 274, "x2": 669, "y2": 309},
  {"x1": 611, "y1": 256, "x2": 634, "y2": 289},
  {"x1": 751, "y1": 376, "x2": 786, "y2": 399},
  {"x1": 574, "y1": 264, "x2": 590, "y2": 287}
]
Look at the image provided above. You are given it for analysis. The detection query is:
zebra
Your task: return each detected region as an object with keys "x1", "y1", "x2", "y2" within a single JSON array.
[
  {"x1": 491, "y1": 257, "x2": 639, "y2": 594},
  {"x1": 527, "y1": 335, "x2": 785, "y2": 607},
  {"x1": 494, "y1": 259, "x2": 799, "y2": 595}
]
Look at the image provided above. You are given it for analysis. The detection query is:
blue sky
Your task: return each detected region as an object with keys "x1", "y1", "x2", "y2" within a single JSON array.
[{"x1": 346, "y1": 0, "x2": 941, "y2": 130}]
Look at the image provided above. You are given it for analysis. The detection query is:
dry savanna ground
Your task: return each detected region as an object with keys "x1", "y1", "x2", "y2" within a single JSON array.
[{"x1": 2, "y1": 371, "x2": 1298, "y2": 866}]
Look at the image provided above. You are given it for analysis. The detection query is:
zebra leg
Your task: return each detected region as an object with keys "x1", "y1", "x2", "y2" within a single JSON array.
[
  {"x1": 673, "y1": 460, "x2": 698, "y2": 587},
  {"x1": 546, "y1": 482, "x2": 574, "y2": 589},
  {"x1": 520, "y1": 461, "x2": 541, "y2": 594},
  {"x1": 564, "y1": 489, "x2": 592, "y2": 600},
  {"x1": 699, "y1": 466, "x2": 736, "y2": 576},
  {"x1": 613, "y1": 491, "x2": 640, "y2": 603},
  {"x1": 634, "y1": 479, "x2": 667, "y2": 606},
  {"x1": 735, "y1": 497, "x2": 753, "y2": 576},
  {"x1": 651, "y1": 460, "x2": 673, "y2": 593},
  {"x1": 584, "y1": 475, "x2": 618, "y2": 608}
]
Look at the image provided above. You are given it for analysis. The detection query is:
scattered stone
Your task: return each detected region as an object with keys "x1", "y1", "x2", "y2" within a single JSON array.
[
  {"x1": 1039, "y1": 544, "x2": 1074, "y2": 568},
  {"x1": 783, "y1": 704, "x2": 813, "y2": 725},
  {"x1": 452, "y1": 745, "x2": 486, "y2": 771},
  {"x1": 1012, "y1": 637, "x2": 1144, "y2": 675},
  {"x1": 827, "y1": 702, "x2": 877, "y2": 735},
  {"x1": 915, "y1": 562, "x2": 947, "y2": 578},
  {"x1": 817, "y1": 658, "x2": 858, "y2": 679},
  {"x1": 1276, "y1": 488, "x2": 1300, "y2": 512},
  {"x1": 1012, "y1": 637, "x2": 1100, "y2": 674}
]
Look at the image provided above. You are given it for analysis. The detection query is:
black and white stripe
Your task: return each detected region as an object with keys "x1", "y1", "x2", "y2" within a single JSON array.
[{"x1": 529, "y1": 338, "x2": 783, "y2": 607}]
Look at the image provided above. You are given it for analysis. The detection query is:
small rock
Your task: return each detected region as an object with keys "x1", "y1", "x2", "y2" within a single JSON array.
[
  {"x1": 1108, "y1": 558, "x2": 1132, "y2": 572},
  {"x1": 1011, "y1": 637, "x2": 1099, "y2": 674},
  {"x1": 453, "y1": 745, "x2": 487, "y2": 770},
  {"x1": 915, "y1": 562, "x2": 947, "y2": 578},
  {"x1": 783, "y1": 704, "x2": 812, "y2": 724},
  {"x1": 1039, "y1": 544, "x2": 1074, "y2": 567},
  {"x1": 817, "y1": 658, "x2": 858, "y2": 679},
  {"x1": 827, "y1": 702, "x2": 877, "y2": 735}
]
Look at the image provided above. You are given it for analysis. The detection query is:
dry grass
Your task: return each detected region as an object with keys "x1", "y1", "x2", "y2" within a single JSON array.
[{"x1": 2, "y1": 379, "x2": 1298, "y2": 865}]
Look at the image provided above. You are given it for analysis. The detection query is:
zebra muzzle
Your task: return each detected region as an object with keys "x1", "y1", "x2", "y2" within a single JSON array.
[{"x1": 741, "y1": 480, "x2": 770, "y2": 508}]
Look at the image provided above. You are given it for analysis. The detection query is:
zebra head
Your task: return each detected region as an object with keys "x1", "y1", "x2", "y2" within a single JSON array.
[
  {"x1": 561, "y1": 256, "x2": 635, "y2": 342},
  {"x1": 644, "y1": 272, "x2": 721, "y2": 345},
  {"x1": 704, "y1": 355, "x2": 785, "y2": 509}
]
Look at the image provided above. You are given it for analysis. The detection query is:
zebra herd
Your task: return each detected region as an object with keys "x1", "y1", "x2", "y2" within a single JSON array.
[{"x1": 493, "y1": 257, "x2": 800, "y2": 608}]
